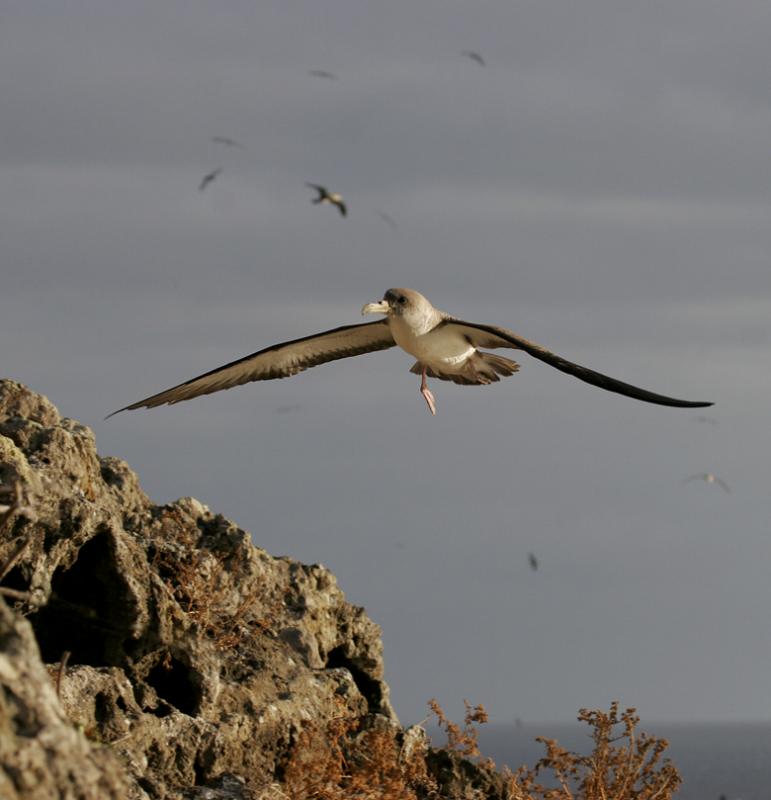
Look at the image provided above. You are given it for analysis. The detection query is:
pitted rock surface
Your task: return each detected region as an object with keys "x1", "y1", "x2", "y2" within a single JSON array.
[{"x1": 0, "y1": 380, "x2": 394, "y2": 799}]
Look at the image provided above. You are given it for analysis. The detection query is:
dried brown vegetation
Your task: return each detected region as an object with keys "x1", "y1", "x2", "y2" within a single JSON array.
[
  {"x1": 282, "y1": 705, "x2": 435, "y2": 800},
  {"x1": 150, "y1": 506, "x2": 281, "y2": 650},
  {"x1": 428, "y1": 696, "x2": 493, "y2": 766},
  {"x1": 511, "y1": 703, "x2": 682, "y2": 800},
  {"x1": 282, "y1": 700, "x2": 681, "y2": 800}
]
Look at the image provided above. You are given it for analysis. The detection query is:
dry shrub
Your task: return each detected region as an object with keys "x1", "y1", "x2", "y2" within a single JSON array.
[
  {"x1": 150, "y1": 508, "x2": 279, "y2": 650},
  {"x1": 512, "y1": 702, "x2": 682, "y2": 800},
  {"x1": 428, "y1": 697, "x2": 490, "y2": 762},
  {"x1": 282, "y1": 709, "x2": 435, "y2": 800},
  {"x1": 282, "y1": 699, "x2": 680, "y2": 800}
]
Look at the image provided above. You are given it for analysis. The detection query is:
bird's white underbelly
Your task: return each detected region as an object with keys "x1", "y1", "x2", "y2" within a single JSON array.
[{"x1": 391, "y1": 321, "x2": 473, "y2": 371}]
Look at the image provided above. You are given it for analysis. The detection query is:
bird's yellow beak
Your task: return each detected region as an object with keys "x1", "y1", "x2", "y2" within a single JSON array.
[{"x1": 361, "y1": 300, "x2": 390, "y2": 316}]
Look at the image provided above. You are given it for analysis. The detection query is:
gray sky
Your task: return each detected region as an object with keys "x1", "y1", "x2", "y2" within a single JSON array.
[{"x1": 3, "y1": 1, "x2": 771, "y2": 725}]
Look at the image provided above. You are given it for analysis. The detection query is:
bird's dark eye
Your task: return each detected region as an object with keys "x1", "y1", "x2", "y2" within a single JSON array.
[{"x1": 398, "y1": 295, "x2": 406, "y2": 305}]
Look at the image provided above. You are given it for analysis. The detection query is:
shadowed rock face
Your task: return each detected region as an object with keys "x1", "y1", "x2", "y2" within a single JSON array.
[{"x1": 0, "y1": 380, "x2": 394, "y2": 799}]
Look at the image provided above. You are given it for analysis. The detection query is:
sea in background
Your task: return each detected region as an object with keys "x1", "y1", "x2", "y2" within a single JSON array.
[{"x1": 431, "y1": 722, "x2": 771, "y2": 800}]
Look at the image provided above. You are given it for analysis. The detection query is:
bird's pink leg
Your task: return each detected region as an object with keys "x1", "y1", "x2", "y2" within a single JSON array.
[{"x1": 420, "y1": 367, "x2": 437, "y2": 416}]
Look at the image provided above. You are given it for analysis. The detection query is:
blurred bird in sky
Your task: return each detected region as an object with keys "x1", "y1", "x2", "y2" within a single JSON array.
[
  {"x1": 376, "y1": 211, "x2": 398, "y2": 230},
  {"x1": 211, "y1": 136, "x2": 245, "y2": 148},
  {"x1": 306, "y1": 183, "x2": 347, "y2": 217},
  {"x1": 308, "y1": 69, "x2": 338, "y2": 80},
  {"x1": 683, "y1": 473, "x2": 731, "y2": 493},
  {"x1": 528, "y1": 553, "x2": 539, "y2": 572},
  {"x1": 198, "y1": 167, "x2": 223, "y2": 192},
  {"x1": 461, "y1": 50, "x2": 486, "y2": 66}
]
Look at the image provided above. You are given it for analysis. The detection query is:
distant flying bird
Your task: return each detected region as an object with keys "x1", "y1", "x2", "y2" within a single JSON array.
[
  {"x1": 376, "y1": 211, "x2": 398, "y2": 230},
  {"x1": 108, "y1": 288, "x2": 713, "y2": 419},
  {"x1": 461, "y1": 50, "x2": 486, "y2": 67},
  {"x1": 198, "y1": 167, "x2": 223, "y2": 192},
  {"x1": 306, "y1": 183, "x2": 347, "y2": 217},
  {"x1": 683, "y1": 473, "x2": 731, "y2": 493},
  {"x1": 308, "y1": 69, "x2": 338, "y2": 80},
  {"x1": 211, "y1": 136, "x2": 245, "y2": 149},
  {"x1": 528, "y1": 553, "x2": 539, "y2": 572}
]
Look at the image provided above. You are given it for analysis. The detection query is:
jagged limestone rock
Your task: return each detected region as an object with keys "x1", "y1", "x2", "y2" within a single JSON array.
[
  {"x1": 0, "y1": 598, "x2": 130, "y2": 799},
  {"x1": 0, "y1": 380, "x2": 393, "y2": 799}
]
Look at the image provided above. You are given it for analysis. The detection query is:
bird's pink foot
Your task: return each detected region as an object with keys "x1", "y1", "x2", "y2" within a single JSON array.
[
  {"x1": 421, "y1": 385, "x2": 437, "y2": 415},
  {"x1": 420, "y1": 368, "x2": 437, "y2": 416}
]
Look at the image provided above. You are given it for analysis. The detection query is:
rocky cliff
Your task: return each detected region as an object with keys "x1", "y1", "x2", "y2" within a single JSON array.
[{"x1": 0, "y1": 381, "x2": 512, "y2": 800}]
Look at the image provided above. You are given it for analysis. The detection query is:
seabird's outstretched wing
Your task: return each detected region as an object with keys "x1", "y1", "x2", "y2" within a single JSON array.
[
  {"x1": 108, "y1": 319, "x2": 394, "y2": 416},
  {"x1": 442, "y1": 319, "x2": 713, "y2": 408}
]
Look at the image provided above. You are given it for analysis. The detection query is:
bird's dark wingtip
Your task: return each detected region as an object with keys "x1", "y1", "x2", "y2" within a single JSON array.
[
  {"x1": 104, "y1": 403, "x2": 141, "y2": 420},
  {"x1": 665, "y1": 400, "x2": 713, "y2": 409}
]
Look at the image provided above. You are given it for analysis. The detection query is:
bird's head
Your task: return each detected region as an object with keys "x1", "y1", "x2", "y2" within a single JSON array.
[{"x1": 361, "y1": 288, "x2": 428, "y2": 319}]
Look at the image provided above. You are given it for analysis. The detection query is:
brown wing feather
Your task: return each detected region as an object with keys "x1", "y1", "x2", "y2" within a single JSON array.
[
  {"x1": 108, "y1": 319, "x2": 394, "y2": 416},
  {"x1": 443, "y1": 319, "x2": 713, "y2": 409}
]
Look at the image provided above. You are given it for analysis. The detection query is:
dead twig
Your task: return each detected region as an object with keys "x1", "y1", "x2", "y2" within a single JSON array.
[
  {"x1": 0, "y1": 586, "x2": 32, "y2": 601},
  {"x1": 56, "y1": 651, "x2": 71, "y2": 700}
]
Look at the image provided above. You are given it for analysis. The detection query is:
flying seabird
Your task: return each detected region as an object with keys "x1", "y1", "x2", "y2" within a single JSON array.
[
  {"x1": 108, "y1": 288, "x2": 713, "y2": 418},
  {"x1": 198, "y1": 167, "x2": 223, "y2": 192},
  {"x1": 528, "y1": 553, "x2": 539, "y2": 572},
  {"x1": 308, "y1": 69, "x2": 338, "y2": 80},
  {"x1": 211, "y1": 136, "x2": 245, "y2": 148},
  {"x1": 683, "y1": 473, "x2": 731, "y2": 493},
  {"x1": 306, "y1": 183, "x2": 347, "y2": 217},
  {"x1": 377, "y1": 211, "x2": 398, "y2": 230},
  {"x1": 461, "y1": 50, "x2": 486, "y2": 67}
]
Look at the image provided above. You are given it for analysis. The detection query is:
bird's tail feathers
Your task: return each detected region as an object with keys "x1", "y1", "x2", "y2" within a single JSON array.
[
  {"x1": 410, "y1": 353, "x2": 520, "y2": 385},
  {"x1": 479, "y1": 353, "x2": 520, "y2": 377}
]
